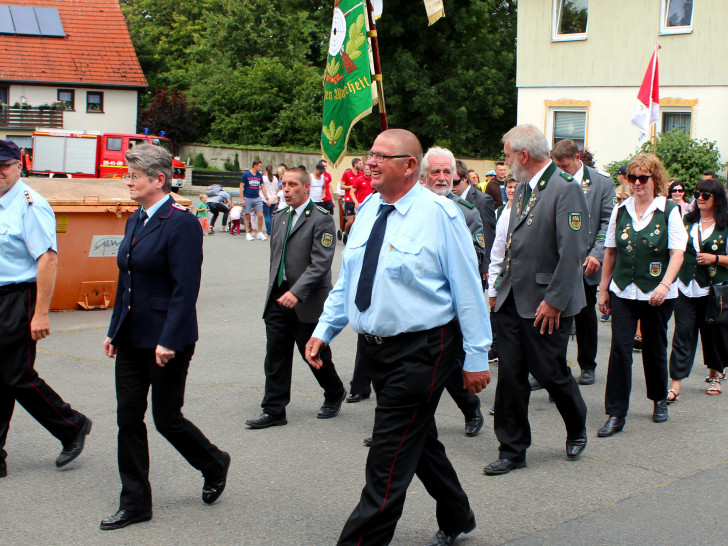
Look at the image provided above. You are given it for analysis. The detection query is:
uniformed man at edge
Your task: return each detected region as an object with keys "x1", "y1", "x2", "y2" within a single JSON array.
[
  {"x1": 552, "y1": 138, "x2": 615, "y2": 386},
  {"x1": 0, "y1": 139, "x2": 92, "y2": 479},
  {"x1": 246, "y1": 167, "x2": 346, "y2": 429},
  {"x1": 484, "y1": 125, "x2": 589, "y2": 476},
  {"x1": 306, "y1": 129, "x2": 492, "y2": 545},
  {"x1": 422, "y1": 146, "x2": 487, "y2": 438}
]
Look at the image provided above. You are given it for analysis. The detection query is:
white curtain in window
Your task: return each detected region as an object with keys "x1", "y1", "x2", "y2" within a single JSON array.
[{"x1": 554, "y1": 111, "x2": 586, "y2": 140}]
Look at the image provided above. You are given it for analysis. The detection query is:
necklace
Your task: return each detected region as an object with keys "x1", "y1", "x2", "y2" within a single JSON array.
[{"x1": 700, "y1": 217, "x2": 715, "y2": 223}]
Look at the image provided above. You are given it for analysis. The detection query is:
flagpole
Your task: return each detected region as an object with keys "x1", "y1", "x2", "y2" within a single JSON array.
[
  {"x1": 650, "y1": 43, "x2": 660, "y2": 154},
  {"x1": 366, "y1": 0, "x2": 388, "y2": 131}
]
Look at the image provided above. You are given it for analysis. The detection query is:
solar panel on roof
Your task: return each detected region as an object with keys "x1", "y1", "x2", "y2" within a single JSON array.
[
  {"x1": 0, "y1": 5, "x2": 66, "y2": 36},
  {"x1": 0, "y1": 5, "x2": 14, "y2": 34},
  {"x1": 9, "y1": 5, "x2": 40, "y2": 35},
  {"x1": 35, "y1": 6, "x2": 65, "y2": 36}
]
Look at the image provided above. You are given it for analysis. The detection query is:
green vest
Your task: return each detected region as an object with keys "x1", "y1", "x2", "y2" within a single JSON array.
[
  {"x1": 678, "y1": 222, "x2": 728, "y2": 287},
  {"x1": 613, "y1": 201, "x2": 676, "y2": 292}
]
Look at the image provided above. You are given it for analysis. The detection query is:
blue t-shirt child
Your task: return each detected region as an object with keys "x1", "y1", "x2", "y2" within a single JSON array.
[{"x1": 240, "y1": 170, "x2": 263, "y2": 199}]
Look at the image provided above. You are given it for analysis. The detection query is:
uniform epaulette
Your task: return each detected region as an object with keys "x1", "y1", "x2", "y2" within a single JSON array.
[
  {"x1": 458, "y1": 198, "x2": 475, "y2": 209},
  {"x1": 596, "y1": 169, "x2": 611, "y2": 177},
  {"x1": 24, "y1": 190, "x2": 33, "y2": 205},
  {"x1": 316, "y1": 205, "x2": 330, "y2": 215},
  {"x1": 560, "y1": 172, "x2": 574, "y2": 182},
  {"x1": 274, "y1": 206, "x2": 290, "y2": 214},
  {"x1": 172, "y1": 202, "x2": 187, "y2": 211}
]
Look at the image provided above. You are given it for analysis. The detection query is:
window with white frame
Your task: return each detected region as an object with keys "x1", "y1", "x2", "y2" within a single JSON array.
[
  {"x1": 552, "y1": 0, "x2": 588, "y2": 41},
  {"x1": 660, "y1": 0, "x2": 693, "y2": 35},
  {"x1": 661, "y1": 111, "x2": 691, "y2": 135},
  {"x1": 553, "y1": 111, "x2": 587, "y2": 149}
]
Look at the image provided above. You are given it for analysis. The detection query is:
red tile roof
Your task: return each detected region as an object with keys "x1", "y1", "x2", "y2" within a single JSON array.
[{"x1": 0, "y1": 0, "x2": 147, "y2": 87}]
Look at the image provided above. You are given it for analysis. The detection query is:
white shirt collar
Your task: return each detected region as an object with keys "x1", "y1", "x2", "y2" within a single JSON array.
[
  {"x1": 527, "y1": 161, "x2": 552, "y2": 190},
  {"x1": 459, "y1": 184, "x2": 471, "y2": 199}
]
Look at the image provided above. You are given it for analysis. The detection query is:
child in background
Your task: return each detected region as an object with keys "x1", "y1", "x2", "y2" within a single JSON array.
[
  {"x1": 197, "y1": 194, "x2": 211, "y2": 233},
  {"x1": 229, "y1": 202, "x2": 243, "y2": 235}
]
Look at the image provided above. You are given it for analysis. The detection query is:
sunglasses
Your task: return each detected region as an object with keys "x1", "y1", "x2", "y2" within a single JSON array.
[
  {"x1": 627, "y1": 174, "x2": 652, "y2": 184},
  {"x1": 694, "y1": 191, "x2": 714, "y2": 200},
  {"x1": 671, "y1": 188, "x2": 684, "y2": 193}
]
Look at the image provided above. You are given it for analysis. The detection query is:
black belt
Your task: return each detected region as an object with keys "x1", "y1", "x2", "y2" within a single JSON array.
[
  {"x1": 0, "y1": 281, "x2": 35, "y2": 295},
  {"x1": 359, "y1": 319, "x2": 458, "y2": 346}
]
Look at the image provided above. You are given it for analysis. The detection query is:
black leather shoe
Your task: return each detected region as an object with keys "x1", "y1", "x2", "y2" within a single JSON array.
[
  {"x1": 529, "y1": 376, "x2": 543, "y2": 391},
  {"x1": 597, "y1": 416, "x2": 625, "y2": 437},
  {"x1": 653, "y1": 400, "x2": 668, "y2": 423},
  {"x1": 56, "y1": 418, "x2": 92, "y2": 468},
  {"x1": 202, "y1": 451, "x2": 231, "y2": 505},
  {"x1": 464, "y1": 409, "x2": 484, "y2": 437},
  {"x1": 245, "y1": 413, "x2": 287, "y2": 429},
  {"x1": 566, "y1": 430, "x2": 587, "y2": 459},
  {"x1": 483, "y1": 458, "x2": 526, "y2": 476},
  {"x1": 578, "y1": 369, "x2": 595, "y2": 385},
  {"x1": 346, "y1": 393, "x2": 370, "y2": 403},
  {"x1": 100, "y1": 509, "x2": 153, "y2": 530},
  {"x1": 317, "y1": 391, "x2": 346, "y2": 419},
  {"x1": 0, "y1": 460, "x2": 6, "y2": 478},
  {"x1": 425, "y1": 509, "x2": 476, "y2": 545}
]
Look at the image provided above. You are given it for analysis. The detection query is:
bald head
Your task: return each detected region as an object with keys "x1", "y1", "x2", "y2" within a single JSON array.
[
  {"x1": 366, "y1": 129, "x2": 423, "y2": 203},
  {"x1": 380, "y1": 129, "x2": 422, "y2": 170}
]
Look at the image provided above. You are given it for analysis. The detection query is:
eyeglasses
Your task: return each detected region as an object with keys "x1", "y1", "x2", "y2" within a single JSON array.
[
  {"x1": 671, "y1": 188, "x2": 684, "y2": 193},
  {"x1": 366, "y1": 151, "x2": 411, "y2": 162},
  {"x1": 0, "y1": 160, "x2": 19, "y2": 171},
  {"x1": 122, "y1": 173, "x2": 148, "y2": 181},
  {"x1": 694, "y1": 191, "x2": 714, "y2": 200},
  {"x1": 627, "y1": 174, "x2": 652, "y2": 184}
]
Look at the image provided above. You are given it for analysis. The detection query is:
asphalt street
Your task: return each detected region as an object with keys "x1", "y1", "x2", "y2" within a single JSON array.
[{"x1": 2, "y1": 200, "x2": 727, "y2": 545}]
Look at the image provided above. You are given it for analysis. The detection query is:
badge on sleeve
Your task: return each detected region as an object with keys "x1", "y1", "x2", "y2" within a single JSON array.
[
  {"x1": 474, "y1": 233, "x2": 485, "y2": 248},
  {"x1": 321, "y1": 233, "x2": 334, "y2": 247},
  {"x1": 649, "y1": 262, "x2": 662, "y2": 277},
  {"x1": 569, "y1": 212, "x2": 582, "y2": 231}
]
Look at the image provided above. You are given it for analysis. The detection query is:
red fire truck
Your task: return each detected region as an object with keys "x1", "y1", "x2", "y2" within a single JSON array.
[{"x1": 31, "y1": 129, "x2": 187, "y2": 191}]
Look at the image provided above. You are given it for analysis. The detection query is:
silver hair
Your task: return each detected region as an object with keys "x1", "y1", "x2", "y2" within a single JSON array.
[
  {"x1": 125, "y1": 143, "x2": 173, "y2": 192},
  {"x1": 422, "y1": 146, "x2": 456, "y2": 174},
  {"x1": 502, "y1": 125, "x2": 550, "y2": 162}
]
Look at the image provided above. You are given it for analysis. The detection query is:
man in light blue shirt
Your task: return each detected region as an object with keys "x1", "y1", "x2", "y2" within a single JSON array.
[
  {"x1": 0, "y1": 139, "x2": 92, "y2": 479},
  {"x1": 306, "y1": 129, "x2": 491, "y2": 546}
]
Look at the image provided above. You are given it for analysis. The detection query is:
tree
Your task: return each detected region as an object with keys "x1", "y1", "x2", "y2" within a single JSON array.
[
  {"x1": 138, "y1": 87, "x2": 202, "y2": 146},
  {"x1": 604, "y1": 129, "x2": 725, "y2": 190}
]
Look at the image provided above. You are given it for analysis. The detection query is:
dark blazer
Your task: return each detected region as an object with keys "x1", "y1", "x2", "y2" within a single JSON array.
[
  {"x1": 463, "y1": 186, "x2": 496, "y2": 272},
  {"x1": 108, "y1": 197, "x2": 202, "y2": 351},
  {"x1": 495, "y1": 162, "x2": 589, "y2": 318},
  {"x1": 581, "y1": 166, "x2": 615, "y2": 285},
  {"x1": 265, "y1": 200, "x2": 336, "y2": 323}
]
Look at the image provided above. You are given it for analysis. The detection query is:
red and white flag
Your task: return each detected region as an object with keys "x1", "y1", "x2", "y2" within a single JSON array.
[{"x1": 632, "y1": 44, "x2": 660, "y2": 145}]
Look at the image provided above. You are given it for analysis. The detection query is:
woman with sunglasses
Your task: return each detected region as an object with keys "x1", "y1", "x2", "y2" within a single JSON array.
[
  {"x1": 668, "y1": 180, "x2": 690, "y2": 215},
  {"x1": 667, "y1": 179, "x2": 728, "y2": 400},
  {"x1": 596, "y1": 154, "x2": 687, "y2": 437}
]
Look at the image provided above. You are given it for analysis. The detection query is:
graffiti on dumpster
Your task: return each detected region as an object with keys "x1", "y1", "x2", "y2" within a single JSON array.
[{"x1": 89, "y1": 235, "x2": 124, "y2": 257}]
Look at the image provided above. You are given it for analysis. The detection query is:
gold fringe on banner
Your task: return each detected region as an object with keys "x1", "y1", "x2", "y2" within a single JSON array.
[{"x1": 424, "y1": 0, "x2": 445, "y2": 25}]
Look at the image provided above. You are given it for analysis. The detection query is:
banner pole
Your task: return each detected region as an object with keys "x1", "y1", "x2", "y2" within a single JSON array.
[{"x1": 366, "y1": 0, "x2": 388, "y2": 131}]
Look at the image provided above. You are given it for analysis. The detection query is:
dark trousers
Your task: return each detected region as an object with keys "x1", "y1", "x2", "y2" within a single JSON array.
[
  {"x1": 349, "y1": 350, "x2": 372, "y2": 397},
  {"x1": 605, "y1": 294, "x2": 676, "y2": 417},
  {"x1": 493, "y1": 295, "x2": 586, "y2": 461},
  {"x1": 0, "y1": 283, "x2": 87, "y2": 463},
  {"x1": 489, "y1": 309, "x2": 498, "y2": 357},
  {"x1": 338, "y1": 322, "x2": 472, "y2": 545},
  {"x1": 669, "y1": 293, "x2": 727, "y2": 379},
  {"x1": 115, "y1": 343, "x2": 226, "y2": 511},
  {"x1": 574, "y1": 281, "x2": 598, "y2": 371},
  {"x1": 262, "y1": 291, "x2": 345, "y2": 416},
  {"x1": 322, "y1": 199, "x2": 335, "y2": 216},
  {"x1": 445, "y1": 346, "x2": 480, "y2": 419},
  {"x1": 208, "y1": 202, "x2": 229, "y2": 228}
]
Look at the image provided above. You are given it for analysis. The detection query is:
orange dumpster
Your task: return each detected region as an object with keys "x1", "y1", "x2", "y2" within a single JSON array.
[{"x1": 25, "y1": 178, "x2": 192, "y2": 311}]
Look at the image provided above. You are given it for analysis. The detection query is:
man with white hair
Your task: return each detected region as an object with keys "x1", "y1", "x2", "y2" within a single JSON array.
[
  {"x1": 484, "y1": 125, "x2": 589, "y2": 475},
  {"x1": 422, "y1": 146, "x2": 487, "y2": 438}
]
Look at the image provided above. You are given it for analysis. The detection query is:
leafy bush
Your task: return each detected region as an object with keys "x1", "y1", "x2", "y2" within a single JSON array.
[
  {"x1": 192, "y1": 152, "x2": 209, "y2": 169},
  {"x1": 604, "y1": 129, "x2": 725, "y2": 190}
]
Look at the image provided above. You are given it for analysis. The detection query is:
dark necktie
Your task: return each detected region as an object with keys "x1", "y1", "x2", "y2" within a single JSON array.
[
  {"x1": 132, "y1": 209, "x2": 148, "y2": 241},
  {"x1": 521, "y1": 183, "x2": 532, "y2": 218},
  {"x1": 355, "y1": 204, "x2": 396, "y2": 312},
  {"x1": 277, "y1": 210, "x2": 294, "y2": 286}
]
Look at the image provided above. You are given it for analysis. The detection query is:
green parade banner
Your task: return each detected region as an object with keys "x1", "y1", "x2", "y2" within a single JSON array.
[{"x1": 321, "y1": 0, "x2": 375, "y2": 167}]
